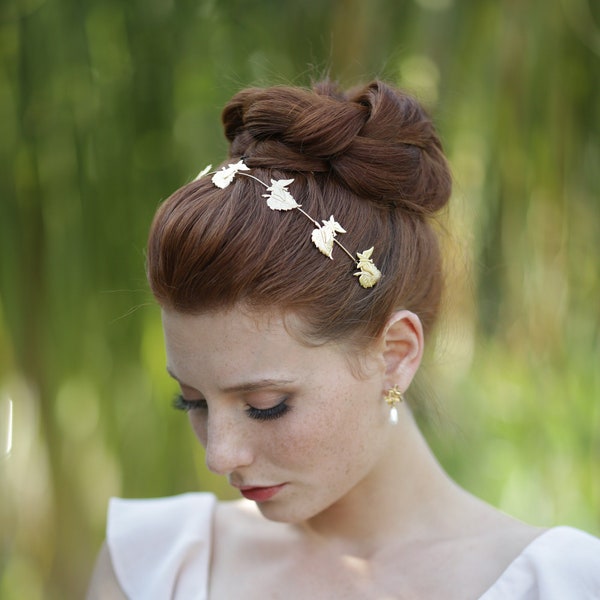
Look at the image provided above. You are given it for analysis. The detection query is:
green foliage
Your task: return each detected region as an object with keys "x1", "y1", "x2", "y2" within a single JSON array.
[{"x1": 1, "y1": 0, "x2": 598, "y2": 596}]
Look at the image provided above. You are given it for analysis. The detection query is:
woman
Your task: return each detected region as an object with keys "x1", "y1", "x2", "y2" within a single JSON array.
[{"x1": 88, "y1": 80, "x2": 600, "y2": 598}]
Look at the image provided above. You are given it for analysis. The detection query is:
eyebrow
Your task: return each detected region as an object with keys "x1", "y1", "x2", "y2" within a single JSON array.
[{"x1": 166, "y1": 367, "x2": 294, "y2": 393}]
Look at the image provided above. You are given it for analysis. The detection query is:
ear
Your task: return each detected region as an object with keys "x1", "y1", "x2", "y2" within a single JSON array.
[{"x1": 381, "y1": 310, "x2": 424, "y2": 393}]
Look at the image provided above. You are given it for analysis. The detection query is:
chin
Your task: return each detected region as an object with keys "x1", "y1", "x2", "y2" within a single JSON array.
[
  {"x1": 255, "y1": 491, "x2": 345, "y2": 526},
  {"x1": 255, "y1": 502, "x2": 307, "y2": 524},
  {"x1": 253, "y1": 496, "x2": 329, "y2": 525}
]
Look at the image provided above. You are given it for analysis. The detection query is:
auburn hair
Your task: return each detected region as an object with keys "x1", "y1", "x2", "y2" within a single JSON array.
[{"x1": 147, "y1": 80, "x2": 451, "y2": 346}]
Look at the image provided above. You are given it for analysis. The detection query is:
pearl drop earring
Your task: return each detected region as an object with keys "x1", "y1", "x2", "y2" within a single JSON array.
[{"x1": 384, "y1": 386, "x2": 404, "y2": 424}]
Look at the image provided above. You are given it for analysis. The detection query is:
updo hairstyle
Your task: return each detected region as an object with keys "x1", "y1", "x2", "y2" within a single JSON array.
[{"x1": 147, "y1": 80, "x2": 451, "y2": 348}]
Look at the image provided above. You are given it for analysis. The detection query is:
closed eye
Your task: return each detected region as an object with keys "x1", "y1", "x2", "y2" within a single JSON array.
[
  {"x1": 173, "y1": 394, "x2": 207, "y2": 412},
  {"x1": 246, "y1": 397, "x2": 290, "y2": 421},
  {"x1": 173, "y1": 393, "x2": 290, "y2": 422}
]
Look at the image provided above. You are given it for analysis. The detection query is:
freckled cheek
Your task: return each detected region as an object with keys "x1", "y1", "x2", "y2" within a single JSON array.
[
  {"x1": 295, "y1": 392, "x2": 371, "y2": 460},
  {"x1": 270, "y1": 412, "x2": 346, "y2": 470}
]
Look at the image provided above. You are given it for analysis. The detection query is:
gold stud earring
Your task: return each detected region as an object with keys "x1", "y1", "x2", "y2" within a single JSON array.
[{"x1": 384, "y1": 386, "x2": 403, "y2": 425}]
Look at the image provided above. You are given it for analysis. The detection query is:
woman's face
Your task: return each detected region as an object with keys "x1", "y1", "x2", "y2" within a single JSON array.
[{"x1": 162, "y1": 306, "x2": 393, "y2": 524}]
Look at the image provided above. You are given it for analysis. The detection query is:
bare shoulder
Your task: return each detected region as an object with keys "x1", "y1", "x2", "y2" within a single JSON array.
[
  {"x1": 477, "y1": 515, "x2": 546, "y2": 574},
  {"x1": 215, "y1": 497, "x2": 259, "y2": 524},
  {"x1": 211, "y1": 500, "x2": 300, "y2": 585},
  {"x1": 214, "y1": 498, "x2": 294, "y2": 548},
  {"x1": 386, "y1": 490, "x2": 548, "y2": 599},
  {"x1": 455, "y1": 491, "x2": 547, "y2": 563},
  {"x1": 86, "y1": 541, "x2": 127, "y2": 600},
  {"x1": 434, "y1": 497, "x2": 547, "y2": 597},
  {"x1": 471, "y1": 497, "x2": 546, "y2": 552}
]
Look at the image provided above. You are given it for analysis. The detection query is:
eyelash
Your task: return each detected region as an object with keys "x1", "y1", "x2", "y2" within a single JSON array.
[
  {"x1": 172, "y1": 394, "x2": 290, "y2": 422},
  {"x1": 172, "y1": 395, "x2": 207, "y2": 413},
  {"x1": 246, "y1": 399, "x2": 290, "y2": 421}
]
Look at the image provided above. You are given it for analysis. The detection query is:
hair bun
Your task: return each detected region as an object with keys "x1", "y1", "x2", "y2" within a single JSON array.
[
  {"x1": 222, "y1": 80, "x2": 451, "y2": 215},
  {"x1": 336, "y1": 81, "x2": 451, "y2": 214}
]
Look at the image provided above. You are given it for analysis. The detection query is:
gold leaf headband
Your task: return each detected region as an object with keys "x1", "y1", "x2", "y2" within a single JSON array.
[{"x1": 195, "y1": 160, "x2": 382, "y2": 289}]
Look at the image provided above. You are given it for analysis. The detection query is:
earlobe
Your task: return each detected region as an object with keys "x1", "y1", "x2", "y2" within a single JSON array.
[{"x1": 381, "y1": 310, "x2": 424, "y2": 392}]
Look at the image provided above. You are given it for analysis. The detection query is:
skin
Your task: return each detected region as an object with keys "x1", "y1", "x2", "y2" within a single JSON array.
[
  {"x1": 88, "y1": 306, "x2": 542, "y2": 599},
  {"x1": 163, "y1": 307, "x2": 413, "y2": 527}
]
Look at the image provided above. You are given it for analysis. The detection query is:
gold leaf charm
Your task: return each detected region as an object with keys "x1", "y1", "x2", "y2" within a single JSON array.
[
  {"x1": 311, "y1": 216, "x2": 346, "y2": 259},
  {"x1": 201, "y1": 159, "x2": 383, "y2": 289},
  {"x1": 211, "y1": 160, "x2": 250, "y2": 188},
  {"x1": 262, "y1": 179, "x2": 300, "y2": 211},
  {"x1": 354, "y1": 247, "x2": 382, "y2": 288}
]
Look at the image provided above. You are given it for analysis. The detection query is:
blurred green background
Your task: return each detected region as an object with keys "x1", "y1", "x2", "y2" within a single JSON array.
[{"x1": 1, "y1": 0, "x2": 599, "y2": 597}]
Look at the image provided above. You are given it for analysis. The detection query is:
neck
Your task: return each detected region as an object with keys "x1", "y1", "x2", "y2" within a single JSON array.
[{"x1": 296, "y1": 405, "x2": 463, "y2": 555}]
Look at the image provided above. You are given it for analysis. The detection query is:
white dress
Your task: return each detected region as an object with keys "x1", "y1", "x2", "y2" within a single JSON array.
[{"x1": 107, "y1": 493, "x2": 600, "y2": 599}]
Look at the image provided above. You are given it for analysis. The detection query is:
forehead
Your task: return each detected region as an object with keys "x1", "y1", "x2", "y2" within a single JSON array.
[
  {"x1": 161, "y1": 307, "x2": 332, "y2": 387},
  {"x1": 162, "y1": 306, "x2": 296, "y2": 350},
  {"x1": 162, "y1": 309, "x2": 383, "y2": 397}
]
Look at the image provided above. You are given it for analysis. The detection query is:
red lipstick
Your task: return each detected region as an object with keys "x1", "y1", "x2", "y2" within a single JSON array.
[{"x1": 237, "y1": 484, "x2": 286, "y2": 502}]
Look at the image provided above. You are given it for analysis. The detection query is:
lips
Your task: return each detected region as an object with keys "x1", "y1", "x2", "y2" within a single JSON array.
[{"x1": 237, "y1": 483, "x2": 286, "y2": 502}]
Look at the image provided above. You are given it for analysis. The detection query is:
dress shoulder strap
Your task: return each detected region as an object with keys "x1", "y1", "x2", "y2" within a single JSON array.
[{"x1": 107, "y1": 492, "x2": 217, "y2": 600}]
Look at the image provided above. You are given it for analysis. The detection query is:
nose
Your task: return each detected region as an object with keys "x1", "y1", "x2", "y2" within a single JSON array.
[{"x1": 204, "y1": 413, "x2": 254, "y2": 476}]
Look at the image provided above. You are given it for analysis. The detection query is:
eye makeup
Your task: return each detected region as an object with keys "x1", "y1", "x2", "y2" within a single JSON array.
[
  {"x1": 245, "y1": 398, "x2": 290, "y2": 421},
  {"x1": 172, "y1": 394, "x2": 291, "y2": 422},
  {"x1": 172, "y1": 394, "x2": 207, "y2": 413}
]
